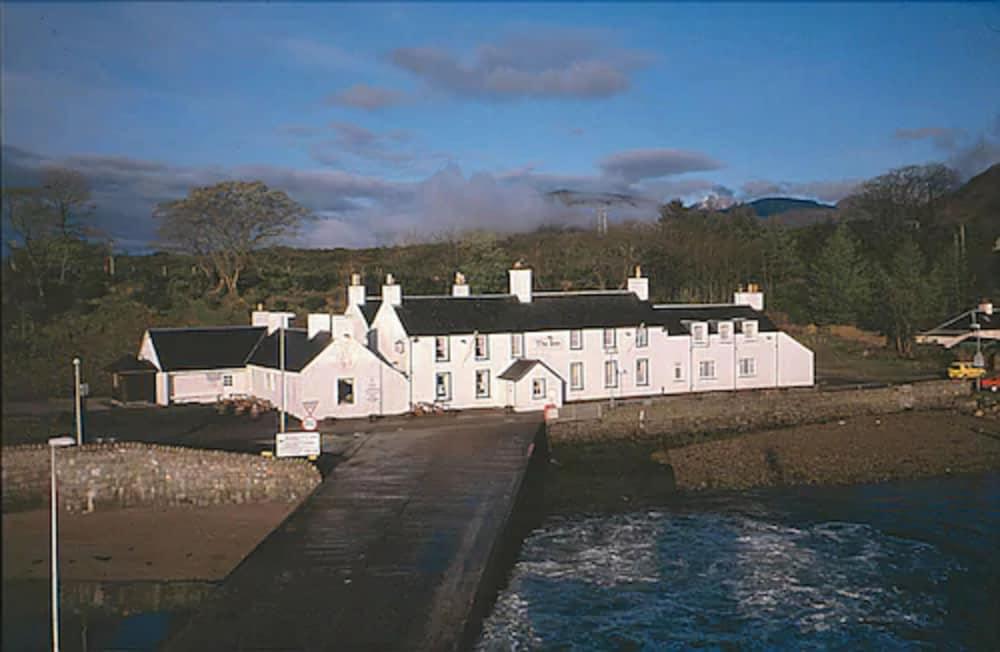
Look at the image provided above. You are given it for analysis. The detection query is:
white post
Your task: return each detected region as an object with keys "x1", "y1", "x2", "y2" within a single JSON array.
[
  {"x1": 49, "y1": 436, "x2": 74, "y2": 652},
  {"x1": 280, "y1": 324, "x2": 286, "y2": 433},
  {"x1": 72, "y1": 358, "x2": 82, "y2": 447}
]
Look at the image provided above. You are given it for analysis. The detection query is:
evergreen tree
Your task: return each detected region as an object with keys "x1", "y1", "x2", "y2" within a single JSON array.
[
  {"x1": 879, "y1": 238, "x2": 933, "y2": 356},
  {"x1": 809, "y1": 224, "x2": 872, "y2": 325}
]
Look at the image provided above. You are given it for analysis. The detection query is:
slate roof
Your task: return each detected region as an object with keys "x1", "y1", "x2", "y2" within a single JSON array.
[
  {"x1": 388, "y1": 292, "x2": 774, "y2": 336},
  {"x1": 147, "y1": 327, "x2": 267, "y2": 372},
  {"x1": 246, "y1": 329, "x2": 333, "y2": 372},
  {"x1": 498, "y1": 359, "x2": 541, "y2": 382},
  {"x1": 105, "y1": 355, "x2": 158, "y2": 373},
  {"x1": 922, "y1": 309, "x2": 998, "y2": 335},
  {"x1": 360, "y1": 299, "x2": 382, "y2": 324},
  {"x1": 651, "y1": 305, "x2": 778, "y2": 334}
]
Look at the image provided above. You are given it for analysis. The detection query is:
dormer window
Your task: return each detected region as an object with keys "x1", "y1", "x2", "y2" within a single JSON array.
[
  {"x1": 743, "y1": 320, "x2": 758, "y2": 340},
  {"x1": 691, "y1": 322, "x2": 708, "y2": 345},
  {"x1": 636, "y1": 324, "x2": 648, "y2": 348},
  {"x1": 435, "y1": 336, "x2": 450, "y2": 362},
  {"x1": 718, "y1": 321, "x2": 733, "y2": 342},
  {"x1": 475, "y1": 334, "x2": 489, "y2": 360}
]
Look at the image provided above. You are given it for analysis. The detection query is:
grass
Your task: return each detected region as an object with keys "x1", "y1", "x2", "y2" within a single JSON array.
[{"x1": 798, "y1": 329, "x2": 953, "y2": 385}]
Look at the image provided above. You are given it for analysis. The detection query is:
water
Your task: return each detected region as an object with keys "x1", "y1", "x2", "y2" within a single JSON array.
[{"x1": 480, "y1": 472, "x2": 1000, "y2": 651}]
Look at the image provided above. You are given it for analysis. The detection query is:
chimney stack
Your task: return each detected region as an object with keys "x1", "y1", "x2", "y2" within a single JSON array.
[
  {"x1": 979, "y1": 299, "x2": 994, "y2": 316},
  {"x1": 508, "y1": 261, "x2": 532, "y2": 303},
  {"x1": 382, "y1": 273, "x2": 402, "y2": 306},
  {"x1": 452, "y1": 271, "x2": 470, "y2": 297},
  {"x1": 627, "y1": 265, "x2": 649, "y2": 301},
  {"x1": 347, "y1": 272, "x2": 366, "y2": 306},
  {"x1": 307, "y1": 314, "x2": 332, "y2": 339},
  {"x1": 734, "y1": 283, "x2": 764, "y2": 311}
]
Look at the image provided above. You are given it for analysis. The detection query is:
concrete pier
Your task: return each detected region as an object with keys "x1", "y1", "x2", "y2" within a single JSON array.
[{"x1": 165, "y1": 415, "x2": 542, "y2": 651}]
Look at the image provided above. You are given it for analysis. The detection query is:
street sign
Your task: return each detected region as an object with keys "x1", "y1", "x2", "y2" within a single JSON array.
[
  {"x1": 79, "y1": 383, "x2": 90, "y2": 397},
  {"x1": 973, "y1": 352, "x2": 985, "y2": 368},
  {"x1": 276, "y1": 432, "x2": 321, "y2": 458},
  {"x1": 302, "y1": 416, "x2": 318, "y2": 431}
]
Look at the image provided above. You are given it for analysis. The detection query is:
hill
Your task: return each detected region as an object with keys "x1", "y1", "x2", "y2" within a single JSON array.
[{"x1": 745, "y1": 197, "x2": 836, "y2": 218}]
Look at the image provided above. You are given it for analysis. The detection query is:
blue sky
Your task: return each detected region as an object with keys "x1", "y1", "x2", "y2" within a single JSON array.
[{"x1": 2, "y1": 2, "x2": 999, "y2": 249}]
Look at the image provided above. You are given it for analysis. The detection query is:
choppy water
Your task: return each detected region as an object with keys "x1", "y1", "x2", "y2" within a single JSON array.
[{"x1": 479, "y1": 472, "x2": 1000, "y2": 651}]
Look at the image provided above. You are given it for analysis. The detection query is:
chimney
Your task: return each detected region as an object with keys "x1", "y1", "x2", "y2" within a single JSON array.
[
  {"x1": 331, "y1": 315, "x2": 352, "y2": 339},
  {"x1": 979, "y1": 299, "x2": 994, "y2": 316},
  {"x1": 382, "y1": 273, "x2": 402, "y2": 306},
  {"x1": 452, "y1": 271, "x2": 470, "y2": 297},
  {"x1": 252, "y1": 306, "x2": 269, "y2": 328},
  {"x1": 307, "y1": 314, "x2": 332, "y2": 339},
  {"x1": 627, "y1": 265, "x2": 649, "y2": 301},
  {"x1": 347, "y1": 272, "x2": 366, "y2": 306},
  {"x1": 734, "y1": 283, "x2": 764, "y2": 311},
  {"x1": 508, "y1": 261, "x2": 532, "y2": 303}
]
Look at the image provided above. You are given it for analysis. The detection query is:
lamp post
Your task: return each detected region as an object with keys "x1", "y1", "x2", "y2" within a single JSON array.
[
  {"x1": 279, "y1": 323, "x2": 286, "y2": 434},
  {"x1": 49, "y1": 436, "x2": 75, "y2": 652},
  {"x1": 72, "y1": 358, "x2": 82, "y2": 446}
]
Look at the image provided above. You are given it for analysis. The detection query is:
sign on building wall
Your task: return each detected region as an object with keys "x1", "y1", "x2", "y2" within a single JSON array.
[{"x1": 276, "y1": 432, "x2": 321, "y2": 458}]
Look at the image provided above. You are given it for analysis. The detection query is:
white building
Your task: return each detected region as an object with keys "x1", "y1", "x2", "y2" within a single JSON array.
[{"x1": 131, "y1": 264, "x2": 814, "y2": 418}]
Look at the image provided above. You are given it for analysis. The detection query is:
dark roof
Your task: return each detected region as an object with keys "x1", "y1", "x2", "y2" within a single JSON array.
[
  {"x1": 147, "y1": 327, "x2": 267, "y2": 372},
  {"x1": 246, "y1": 329, "x2": 332, "y2": 372},
  {"x1": 105, "y1": 355, "x2": 157, "y2": 373},
  {"x1": 498, "y1": 359, "x2": 541, "y2": 382},
  {"x1": 394, "y1": 292, "x2": 662, "y2": 336},
  {"x1": 651, "y1": 305, "x2": 778, "y2": 334},
  {"x1": 923, "y1": 309, "x2": 998, "y2": 335},
  {"x1": 360, "y1": 299, "x2": 382, "y2": 324},
  {"x1": 389, "y1": 292, "x2": 775, "y2": 336}
]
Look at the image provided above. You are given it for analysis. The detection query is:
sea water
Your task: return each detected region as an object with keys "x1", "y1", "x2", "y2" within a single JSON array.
[{"x1": 479, "y1": 472, "x2": 1000, "y2": 651}]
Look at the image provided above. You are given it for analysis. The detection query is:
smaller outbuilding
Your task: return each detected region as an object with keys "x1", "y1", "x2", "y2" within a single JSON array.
[{"x1": 105, "y1": 355, "x2": 158, "y2": 404}]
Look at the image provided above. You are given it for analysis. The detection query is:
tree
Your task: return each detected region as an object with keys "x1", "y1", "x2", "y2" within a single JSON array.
[
  {"x1": 39, "y1": 167, "x2": 95, "y2": 283},
  {"x1": 809, "y1": 224, "x2": 872, "y2": 325},
  {"x1": 877, "y1": 238, "x2": 935, "y2": 356},
  {"x1": 456, "y1": 230, "x2": 509, "y2": 293},
  {"x1": 154, "y1": 181, "x2": 311, "y2": 297},
  {"x1": 760, "y1": 222, "x2": 803, "y2": 313}
]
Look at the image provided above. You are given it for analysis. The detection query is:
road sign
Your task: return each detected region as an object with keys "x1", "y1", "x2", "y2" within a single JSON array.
[
  {"x1": 79, "y1": 383, "x2": 90, "y2": 397},
  {"x1": 302, "y1": 400, "x2": 319, "y2": 416},
  {"x1": 275, "y1": 432, "x2": 320, "y2": 458},
  {"x1": 302, "y1": 416, "x2": 318, "y2": 431}
]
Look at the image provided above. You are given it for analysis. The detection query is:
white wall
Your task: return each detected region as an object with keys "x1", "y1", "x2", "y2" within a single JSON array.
[
  {"x1": 508, "y1": 364, "x2": 564, "y2": 412},
  {"x1": 777, "y1": 332, "x2": 815, "y2": 387},
  {"x1": 138, "y1": 332, "x2": 161, "y2": 370},
  {"x1": 733, "y1": 332, "x2": 779, "y2": 390},
  {"x1": 167, "y1": 368, "x2": 247, "y2": 404},
  {"x1": 298, "y1": 336, "x2": 409, "y2": 419}
]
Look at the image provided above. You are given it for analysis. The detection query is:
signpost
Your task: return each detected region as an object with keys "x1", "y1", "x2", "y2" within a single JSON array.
[
  {"x1": 275, "y1": 432, "x2": 320, "y2": 458},
  {"x1": 302, "y1": 417, "x2": 318, "y2": 431}
]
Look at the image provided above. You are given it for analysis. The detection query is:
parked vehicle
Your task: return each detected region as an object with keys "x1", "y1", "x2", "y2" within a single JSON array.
[
  {"x1": 980, "y1": 373, "x2": 1000, "y2": 392},
  {"x1": 948, "y1": 361, "x2": 987, "y2": 380}
]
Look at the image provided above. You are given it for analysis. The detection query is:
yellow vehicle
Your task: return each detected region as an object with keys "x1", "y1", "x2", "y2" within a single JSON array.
[{"x1": 947, "y1": 361, "x2": 987, "y2": 380}]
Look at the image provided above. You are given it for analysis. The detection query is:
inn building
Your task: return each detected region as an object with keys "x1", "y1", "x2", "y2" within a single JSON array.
[{"x1": 126, "y1": 264, "x2": 814, "y2": 419}]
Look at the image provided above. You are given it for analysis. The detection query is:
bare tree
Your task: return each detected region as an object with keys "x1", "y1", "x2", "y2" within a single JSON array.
[
  {"x1": 154, "y1": 181, "x2": 312, "y2": 297},
  {"x1": 2, "y1": 188, "x2": 58, "y2": 298},
  {"x1": 39, "y1": 167, "x2": 95, "y2": 283}
]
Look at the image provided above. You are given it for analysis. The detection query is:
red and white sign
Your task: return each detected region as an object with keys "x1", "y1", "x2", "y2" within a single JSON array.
[{"x1": 302, "y1": 416, "x2": 318, "y2": 431}]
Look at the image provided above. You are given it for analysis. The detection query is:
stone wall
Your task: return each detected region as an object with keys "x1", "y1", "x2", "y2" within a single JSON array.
[
  {"x1": 548, "y1": 380, "x2": 973, "y2": 446},
  {"x1": 1, "y1": 442, "x2": 321, "y2": 513}
]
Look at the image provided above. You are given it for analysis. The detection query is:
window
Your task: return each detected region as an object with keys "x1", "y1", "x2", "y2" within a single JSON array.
[
  {"x1": 636, "y1": 359, "x2": 649, "y2": 386},
  {"x1": 435, "y1": 372, "x2": 452, "y2": 401},
  {"x1": 636, "y1": 324, "x2": 648, "y2": 348},
  {"x1": 603, "y1": 328, "x2": 617, "y2": 350},
  {"x1": 604, "y1": 360, "x2": 619, "y2": 388},
  {"x1": 570, "y1": 329, "x2": 583, "y2": 350},
  {"x1": 476, "y1": 370, "x2": 491, "y2": 398},
  {"x1": 699, "y1": 360, "x2": 716, "y2": 379},
  {"x1": 223, "y1": 374, "x2": 233, "y2": 387},
  {"x1": 475, "y1": 334, "x2": 489, "y2": 360},
  {"x1": 674, "y1": 363, "x2": 684, "y2": 381},
  {"x1": 532, "y1": 378, "x2": 546, "y2": 399},
  {"x1": 739, "y1": 357, "x2": 757, "y2": 378},
  {"x1": 743, "y1": 320, "x2": 758, "y2": 340},
  {"x1": 718, "y1": 321, "x2": 733, "y2": 342},
  {"x1": 511, "y1": 333, "x2": 524, "y2": 359},
  {"x1": 570, "y1": 362, "x2": 584, "y2": 390},
  {"x1": 692, "y1": 323, "x2": 708, "y2": 345},
  {"x1": 435, "y1": 336, "x2": 450, "y2": 362},
  {"x1": 338, "y1": 378, "x2": 355, "y2": 404}
]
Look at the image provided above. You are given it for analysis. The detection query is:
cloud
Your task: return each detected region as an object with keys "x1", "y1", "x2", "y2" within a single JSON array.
[
  {"x1": 599, "y1": 148, "x2": 723, "y2": 184},
  {"x1": 740, "y1": 178, "x2": 861, "y2": 203},
  {"x1": 279, "y1": 37, "x2": 365, "y2": 72},
  {"x1": 388, "y1": 29, "x2": 651, "y2": 100},
  {"x1": 327, "y1": 83, "x2": 405, "y2": 110},
  {"x1": 893, "y1": 127, "x2": 963, "y2": 150}
]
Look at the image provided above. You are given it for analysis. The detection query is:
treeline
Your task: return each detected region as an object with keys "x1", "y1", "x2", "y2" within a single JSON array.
[{"x1": 2, "y1": 163, "x2": 997, "y2": 401}]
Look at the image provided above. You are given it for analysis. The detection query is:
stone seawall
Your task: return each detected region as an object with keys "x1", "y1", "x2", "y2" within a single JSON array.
[
  {"x1": 1, "y1": 442, "x2": 321, "y2": 513},
  {"x1": 549, "y1": 380, "x2": 973, "y2": 446}
]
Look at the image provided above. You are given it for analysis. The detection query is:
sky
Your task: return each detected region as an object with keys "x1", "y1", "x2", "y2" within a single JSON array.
[{"x1": 2, "y1": 2, "x2": 999, "y2": 251}]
